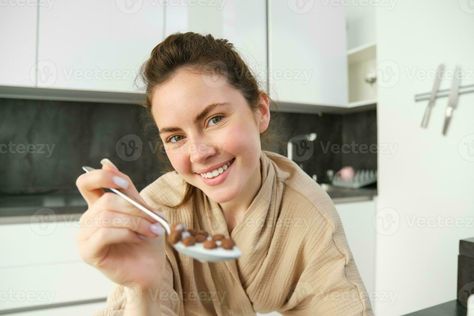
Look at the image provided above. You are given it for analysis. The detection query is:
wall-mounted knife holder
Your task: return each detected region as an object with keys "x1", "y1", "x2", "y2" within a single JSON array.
[{"x1": 414, "y1": 65, "x2": 472, "y2": 135}]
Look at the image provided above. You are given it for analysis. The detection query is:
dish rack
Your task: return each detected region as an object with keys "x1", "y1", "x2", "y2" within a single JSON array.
[{"x1": 331, "y1": 169, "x2": 377, "y2": 189}]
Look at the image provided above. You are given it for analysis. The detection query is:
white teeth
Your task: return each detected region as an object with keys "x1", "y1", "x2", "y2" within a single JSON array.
[{"x1": 200, "y1": 159, "x2": 233, "y2": 179}]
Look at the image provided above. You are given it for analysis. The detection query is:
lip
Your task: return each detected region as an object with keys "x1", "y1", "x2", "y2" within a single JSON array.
[
  {"x1": 194, "y1": 158, "x2": 234, "y2": 174},
  {"x1": 197, "y1": 158, "x2": 235, "y2": 186}
]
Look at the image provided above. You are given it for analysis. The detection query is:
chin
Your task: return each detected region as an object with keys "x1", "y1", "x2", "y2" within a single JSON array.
[{"x1": 203, "y1": 185, "x2": 239, "y2": 204}]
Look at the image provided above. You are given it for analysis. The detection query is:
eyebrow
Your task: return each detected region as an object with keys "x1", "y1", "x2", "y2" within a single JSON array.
[{"x1": 158, "y1": 102, "x2": 230, "y2": 134}]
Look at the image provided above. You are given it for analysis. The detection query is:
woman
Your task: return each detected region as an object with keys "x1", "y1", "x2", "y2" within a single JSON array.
[{"x1": 76, "y1": 32, "x2": 373, "y2": 315}]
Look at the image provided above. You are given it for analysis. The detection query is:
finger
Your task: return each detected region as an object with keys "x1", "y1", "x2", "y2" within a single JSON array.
[
  {"x1": 100, "y1": 158, "x2": 119, "y2": 172},
  {"x1": 95, "y1": 210, "x2": 160, "y2": 238},
  {"x1": 99, "y1": 159, "x2": 152, "y2": 212},
  {"x1": 76, "y1": 168, "x2": 131, "y2": 206},
  {"x1": 76, "y1": 173, "x2": 103, "y2": 206},
  {"x1": 79, "y1": 193, "x2": 155, "y2": 239},
  {"x1": 79, "y1": 227, "x2": 142, "y2": 267},
  {"x1": 93, "y1": 192, "x2": 156, "y2": 223}
]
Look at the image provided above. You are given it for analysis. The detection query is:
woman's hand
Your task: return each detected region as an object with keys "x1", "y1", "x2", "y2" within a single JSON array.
[{"x1": 75, "y1": 159, "x2": 167, "y2": 290}]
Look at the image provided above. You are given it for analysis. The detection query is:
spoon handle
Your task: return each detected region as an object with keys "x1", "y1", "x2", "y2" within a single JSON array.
[{"x1": 81, "y1": 166, "x2": 171, "y2": 234}]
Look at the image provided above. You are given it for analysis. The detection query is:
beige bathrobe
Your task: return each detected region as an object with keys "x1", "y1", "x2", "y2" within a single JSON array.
[{"x1": 94, "y1": 151, "x2": 373, "y2": 315}]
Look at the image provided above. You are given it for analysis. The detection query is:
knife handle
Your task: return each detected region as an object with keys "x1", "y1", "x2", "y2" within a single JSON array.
[{"x1": 420, "y1": 104, "x2": 433, "y2": 128}]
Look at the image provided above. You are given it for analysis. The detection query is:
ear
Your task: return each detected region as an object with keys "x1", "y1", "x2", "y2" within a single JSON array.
[{"x1": 255, "y1": 92, "x2": 271, "y2": 134}]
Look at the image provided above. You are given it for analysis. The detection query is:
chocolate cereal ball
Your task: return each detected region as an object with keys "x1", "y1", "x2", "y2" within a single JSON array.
[
  {"x1": 220, "y1": 238, "x2": 235, "y2": 250},
  {"x1": 195, "y1": 234, "x2": 207, "y2": 243},
  {"x1": 182, "y1": 236, "x2": 196, "y2": 247},
  {"x1": 203, "y1": 239, "x2": 217, "y2": 249}
]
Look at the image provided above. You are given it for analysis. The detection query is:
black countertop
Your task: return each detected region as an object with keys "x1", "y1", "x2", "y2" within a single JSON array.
[
  {"x1": 403, "y1": 300, "x2": 466, "y2": 316},
  {"x1": 0, "y1": 192, "x2": 87, "y2": 219}
]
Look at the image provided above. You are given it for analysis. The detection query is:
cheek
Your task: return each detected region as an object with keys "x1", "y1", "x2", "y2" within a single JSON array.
[
  {"x1": 219, "y1": 123, "x2": 261, "y2": 155},
  {"x1": 165, "y1": 148, "x2": 189, "y2": 173}
]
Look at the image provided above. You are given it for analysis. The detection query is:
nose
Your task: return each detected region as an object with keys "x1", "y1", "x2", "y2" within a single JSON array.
[{"x1": 188, "y1": 138, "x2": 217, "y2": 164}]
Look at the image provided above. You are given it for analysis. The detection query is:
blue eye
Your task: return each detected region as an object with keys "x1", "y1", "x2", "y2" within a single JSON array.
[
  {"x1": 208, "y1": 115, "x2": 223, "y2": 126},
  {"x1": 167, "y1": 135, "x2": 184, "y2": 143}
]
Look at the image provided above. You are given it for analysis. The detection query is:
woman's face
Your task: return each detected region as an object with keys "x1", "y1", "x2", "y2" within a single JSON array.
[{"x1": 150, "y1": 67, "x2": 270, "y2": 205}]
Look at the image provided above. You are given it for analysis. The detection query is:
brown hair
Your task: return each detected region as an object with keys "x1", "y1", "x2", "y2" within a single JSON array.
[{"x1": 141, "y1": 32, "x2": 263, "y2": 113}]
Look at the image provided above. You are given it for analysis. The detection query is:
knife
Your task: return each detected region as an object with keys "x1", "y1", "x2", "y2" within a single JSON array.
[
  {"x1": 442, "y1": 66, "x2": 461, "y2": 136},
  {"x1": 421, "y1": 64, "x2": 445, "y2": 128}
]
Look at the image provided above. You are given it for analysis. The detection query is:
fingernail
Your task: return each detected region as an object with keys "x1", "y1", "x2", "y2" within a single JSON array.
[
  {"x1": 112, "y1": 176, "x2": 129, "y2": 189},
  {"x1": 150, "y1": 223, "x2": 165, "y2": 236},
  {"x1": 100, "y1": 158, "x2": 118, "y2": 169}
]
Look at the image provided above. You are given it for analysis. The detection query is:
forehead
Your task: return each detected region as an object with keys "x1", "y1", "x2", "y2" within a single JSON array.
[{"x1": 151, "y1": 67, "x2": 242, "y2": 125}]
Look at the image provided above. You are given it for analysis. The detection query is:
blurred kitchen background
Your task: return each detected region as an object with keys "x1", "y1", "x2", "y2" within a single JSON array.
[{"x1": 0, "y1": 1, "x2": 473, "y2": 316}]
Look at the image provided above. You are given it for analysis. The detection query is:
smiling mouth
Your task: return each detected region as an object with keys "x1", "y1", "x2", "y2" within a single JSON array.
[{"x1": 198, "y1": 158, "x2": 235, "y2": 179}]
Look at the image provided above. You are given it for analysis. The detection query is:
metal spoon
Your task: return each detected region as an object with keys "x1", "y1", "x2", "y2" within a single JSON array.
[{"x1": 81, "y1": 166, "x2": 241, "y2": 262}]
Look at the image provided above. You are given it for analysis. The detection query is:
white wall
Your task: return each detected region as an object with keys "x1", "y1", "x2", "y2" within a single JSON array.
[{"x1": 375, "y1": 1, "x2": 474, "y2": 315}]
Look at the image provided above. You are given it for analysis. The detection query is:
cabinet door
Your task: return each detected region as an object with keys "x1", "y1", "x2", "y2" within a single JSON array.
[
  {"x1": 268, "y1": 1, "x2": 348, "y2": 106},
  {"x1": 336, "y1": 201, "x2": 375, "y2": 297},
  {"x1": 0, "y1": 221, "x2": 113, "y2": 311},
  {"x1": 0, "y1": 2, "x2": 37, "y2": 87},
  {"x1": 38, "y1": 0, "x2": 164, "y2": 92},
  {"x1": 165, "y1": 0, "x2": 267, "y2": 91},
  {"x1": 5, "y1": 301, "x2": 106, "y2": 316}
]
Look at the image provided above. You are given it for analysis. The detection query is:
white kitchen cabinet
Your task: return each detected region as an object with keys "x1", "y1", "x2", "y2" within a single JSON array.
[
  {"x1": 0, "y1": 221, "x2": 113, "y2": 311},
  {"x1": 8, "y1": 302, "x2": 105, "y2": 316},
  {"x1": 347, "y1": 43, "x2": 377, "y2": 107},
  {"x1": 164, "y1": 0, "x2": 267, "y2": 91},
  {"x1": 345, "y1": 6, "x2": 377, "y2": 108},
  {"x1": 37, "y1": 0, "x2": 164, "y2": 92},
  {"x1": 336, "y1": 200, "x2": 376, "y2": 299},
  {"x1": 0, "y1": 2, "x2": 37, "y2": 87},
  {"x1": 268, "y1": 1, "x2": 348, "y2": 107}
]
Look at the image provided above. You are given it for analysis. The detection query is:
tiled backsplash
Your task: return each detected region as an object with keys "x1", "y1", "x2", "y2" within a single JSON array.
[
  {"x1": 267, "y1": 107, "x2": 377, "y2": 183},
  {"x1": 0, "y1": 98, "x2": 376, "y2": 194}
]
